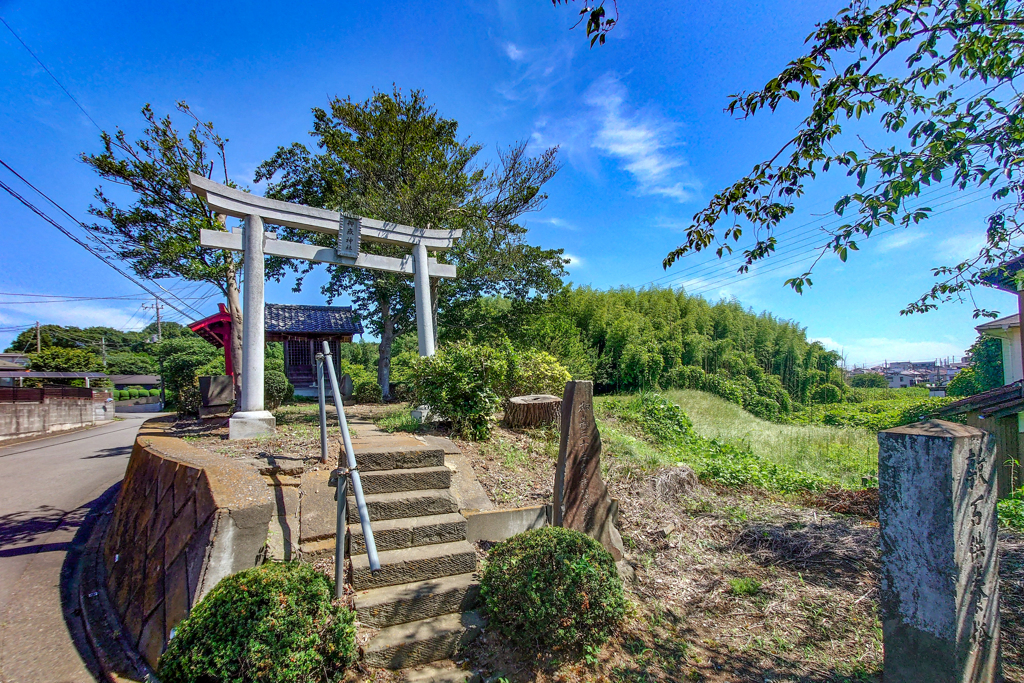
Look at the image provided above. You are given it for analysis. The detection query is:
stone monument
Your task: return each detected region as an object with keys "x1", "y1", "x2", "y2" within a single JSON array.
[
  {"x1": 553, "y1": 380, "x2": 624, "y2": 561},
  {"x1": 878, "y1": 420, "x2": 1001, "y2": 683}
]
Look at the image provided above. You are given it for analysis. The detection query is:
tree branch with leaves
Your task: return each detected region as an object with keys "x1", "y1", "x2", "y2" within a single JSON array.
[
  {"x1": 81, "y1": 102, "x2": 246, "y2": 398},
  {"x1": 659, "y1": 0, "x2": 1024, "y2": 319}
]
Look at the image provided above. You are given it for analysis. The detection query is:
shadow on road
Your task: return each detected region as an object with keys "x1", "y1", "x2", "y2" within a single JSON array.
[{"x1": 0, "y1": 505, "x2": 89, "y2": 557}]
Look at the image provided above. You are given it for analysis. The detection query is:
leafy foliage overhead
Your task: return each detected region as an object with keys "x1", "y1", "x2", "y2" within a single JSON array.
[{"x1": 661, "y1": 0, "x2": 1024, "y2": 318}]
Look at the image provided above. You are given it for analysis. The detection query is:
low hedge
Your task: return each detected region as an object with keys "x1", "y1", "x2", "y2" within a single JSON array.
[
  {"x1": 158, "y1": 562, "x2": 356, "y2": 683},
  {"x1": 480, "y1": 526, "x2": 625, "y2": 652}
]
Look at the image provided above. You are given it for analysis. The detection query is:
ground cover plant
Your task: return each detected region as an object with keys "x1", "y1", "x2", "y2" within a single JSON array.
[{"x1": 158, "y1": 562, "x2": 356, "y2": 683}]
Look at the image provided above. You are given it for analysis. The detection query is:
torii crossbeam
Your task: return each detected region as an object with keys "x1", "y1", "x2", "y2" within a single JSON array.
[{"x1": 190, "y1": 173, "x2": 461, "y2": 438}]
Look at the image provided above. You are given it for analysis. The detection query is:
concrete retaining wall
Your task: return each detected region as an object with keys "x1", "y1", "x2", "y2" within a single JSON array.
[
  {"x1": 464, "y1": 505, "x2": 550, "y2": 542},
  {"x1": 103, "y1": 418, "x2": 274, "y2": 668},
  {"x1": 0, "y1": 394, "x2": 115, "y2": 442}
]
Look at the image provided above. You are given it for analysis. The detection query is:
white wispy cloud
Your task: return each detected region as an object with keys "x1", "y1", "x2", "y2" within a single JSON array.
[
  {"x1": 504, "y1": 42, "x2": 525, "y2": 61},
  {"x1": 529, "y1": 216, "x2": 577, "y2": 231},
  {"x1": 563, "y1": 253, "x2": 585, "y2": 268},
  {"x1": 875, "y1": 229, "x2": 926, "y2": 253},
  {"x1": 583, "y1": 73, "x2": 701, "y2": 203}
]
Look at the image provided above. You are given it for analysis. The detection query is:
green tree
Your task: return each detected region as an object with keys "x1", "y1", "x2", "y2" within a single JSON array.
[
  {"x1": 104, "y1": 352, "x2": 158, "y2": 375},
  {"x1": 949, "y1": 333, "x2": 1005, "y2": 397},
  {"x1": 81, "y1": 103, "x2": 245, "y2": 399},
  {"x1": 256, "y1": 88, "x2": 566, "y2": 399},
  {"x1": 29, "y1": 347, "x2": 99, "y2": 372},
  {"x1": 851, "y1": 372, "x2": 889, "y2": 388},
  {"x1": 658, "y1": 0, "x2": 1024, "y2": 319}
]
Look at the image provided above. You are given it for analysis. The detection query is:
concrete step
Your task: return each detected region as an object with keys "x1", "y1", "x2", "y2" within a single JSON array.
[
  {"x1": 359, "y1": 466, "x2": 452, "y2": 495},
  {"x1": 354, "y1": 572, "x2": 479, "y2": 629},
  {"x1": 351, "y1": 443, "x2": 445, "y2": 472},
  {"x1": 351, "y1": 513, "x2": 467, "y2": 555},
  {"x1": 363, "y1": 611, "x2": 485, "y2": 669},
  {"x1": 352, "y1": 540, "x2": 477, "y2": 591},
  {"x1": 347, "y1": 489, "x2": 459, "y2": 524}
]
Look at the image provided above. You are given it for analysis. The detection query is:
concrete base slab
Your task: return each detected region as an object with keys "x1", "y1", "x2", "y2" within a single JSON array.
[{"x1": 228, "y1": 411, "x2": 276, "y2": 440}]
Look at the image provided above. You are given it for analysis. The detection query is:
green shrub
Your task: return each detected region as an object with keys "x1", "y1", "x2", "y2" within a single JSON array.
[
  {"x1": 811, "y1": 383, "x2": 842, "y2": 404},
  {"x1": 128, "y1": 389, "x2": 140, "y2": 399},
  {"x1": 850, "y1": 372, "x2": 888, "y2": 389},
  {"x1": 265, "y1": 371, "x2": 290, "y2": 411},
  {"x1": 412, "y1": 343, "x2": 501, "y2": 439},
  {"x1": 158, "y1": 562, "x2": 356, "y2": 683},
  {"x1": 354, "y1": 380, "x2": 382, "y2": 404},
  {"x1": 999, "y1": 488, "x2": 1024, "y2": 530},
  {"x1": 494, "y1": 346, "x2": 572, "y2": 405},
  {"x1": 114, "y1": 390, "x2": 126, "y2": 401},
  {"x1": 481, "y1": 527, "x2": 625, "y2": 651},
  {"x1": 149, "y1": 388, "x2": 162, "y2": 398},
  {"x1": 746, "y1": 395, "x2": 781, "y2": 422},
  {"x1": 177, "y1": 383, "x2": 202, "y2": 418}
]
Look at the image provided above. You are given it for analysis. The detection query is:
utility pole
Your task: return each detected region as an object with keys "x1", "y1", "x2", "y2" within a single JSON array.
[
  {"x1": 101, "y1": 336, "x2": 107, "y2": 367},
  {"x1": 143, "y1": 299, "x2": 163, "y2": 342},
  {"x1": 35, "y1": 321, "x2": 40, "y2": 353}
]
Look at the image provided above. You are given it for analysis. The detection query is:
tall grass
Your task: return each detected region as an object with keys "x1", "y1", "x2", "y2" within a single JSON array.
[{"x1": 647, "y1": 390, "x2": 878, "y2": 487}]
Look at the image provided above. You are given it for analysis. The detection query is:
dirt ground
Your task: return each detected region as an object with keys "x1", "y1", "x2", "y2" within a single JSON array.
[
  {"x1": 170, "y1": 403, "x2": 1024, "y2": 683},
  {"x1": 455, "y1": 417, "x2": 1024, "y2": 683}
]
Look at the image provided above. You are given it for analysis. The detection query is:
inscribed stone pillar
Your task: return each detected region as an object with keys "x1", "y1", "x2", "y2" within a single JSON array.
[
  {"x1": 553, "y1": 380, "x2": 624, "y2": 561},
  {"x1": 878, "y1": 420, "x2": 1001, "y2": 683}
]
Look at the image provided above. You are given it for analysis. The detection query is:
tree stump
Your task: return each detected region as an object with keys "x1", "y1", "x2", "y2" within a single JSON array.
[{"x1": 505, "y1": 394, "x2": 561, "y2": 428}]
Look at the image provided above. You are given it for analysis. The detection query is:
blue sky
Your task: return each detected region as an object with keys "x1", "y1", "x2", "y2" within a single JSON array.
[{"x1": 0, "y1": 0, "x2": 1010, "y2": 365}]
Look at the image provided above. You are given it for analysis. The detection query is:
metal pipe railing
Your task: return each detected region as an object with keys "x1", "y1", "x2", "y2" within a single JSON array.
[
  {"x1": 321, "y1": 341, "x2": 381, "y2": 574},
  {"x1": 316, "y1": 355, "x2": 329, "y2": 465}
]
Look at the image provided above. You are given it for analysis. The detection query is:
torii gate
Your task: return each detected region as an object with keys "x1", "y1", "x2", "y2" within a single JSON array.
[{"x1": 189, "y1": 173, "x2": 461, "y2": 439}]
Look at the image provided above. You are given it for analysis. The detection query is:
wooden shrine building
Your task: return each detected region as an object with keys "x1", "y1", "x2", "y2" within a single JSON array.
[{"x1": 190, "y1": 303, "x2": 364, "y2": 394}]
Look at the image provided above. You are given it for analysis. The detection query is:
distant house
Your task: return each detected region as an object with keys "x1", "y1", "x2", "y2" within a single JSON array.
[
  {"x1": 889, "y1": 369, "x2": 930, "y2": 389},
  {"x1": 975, "y1": 313, "x2": 1021, "y2": 385}
]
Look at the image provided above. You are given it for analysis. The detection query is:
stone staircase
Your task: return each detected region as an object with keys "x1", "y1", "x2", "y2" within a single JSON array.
[{"x1": 300, "y1": 432, "x2": 483, "y2": 670}]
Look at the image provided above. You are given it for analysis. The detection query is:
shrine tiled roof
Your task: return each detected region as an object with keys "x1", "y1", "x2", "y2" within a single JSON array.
[{"x1": 264, "y1": 304, "x2": 364, "y2": 336}]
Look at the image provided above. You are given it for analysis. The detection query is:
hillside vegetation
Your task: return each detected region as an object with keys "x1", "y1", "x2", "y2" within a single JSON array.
[{"x1": 659, "y1": 390, "x2": 878, "y2": 486}]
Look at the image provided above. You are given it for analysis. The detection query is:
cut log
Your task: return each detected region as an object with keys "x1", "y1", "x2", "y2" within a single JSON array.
[{"x1": 505, "y1": 394, "x2": 561, "y2": 428}]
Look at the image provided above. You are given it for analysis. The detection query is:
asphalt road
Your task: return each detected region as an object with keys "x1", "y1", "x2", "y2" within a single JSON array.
[{"x1": 0, "y1": 416, "x2": 152, "y2": 683}]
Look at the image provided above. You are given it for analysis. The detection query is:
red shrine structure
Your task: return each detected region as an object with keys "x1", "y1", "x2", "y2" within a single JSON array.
[{"x1": 189, "y1": 303, "x2": 364, "y2": 394}]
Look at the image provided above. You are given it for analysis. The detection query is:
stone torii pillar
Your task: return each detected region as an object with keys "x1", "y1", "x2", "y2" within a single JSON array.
[{"x1": 189, "y1": 173, "x2": 461, "y2": 439}]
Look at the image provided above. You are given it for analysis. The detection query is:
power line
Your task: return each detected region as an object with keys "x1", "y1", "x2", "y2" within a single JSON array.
[
  {"x1": 0, "y1": 16, "x2": 102, "y2": 132},
  {"x1": 651, "y1": 183, "x2": 1002, "y2": 290},
  {"x1": 0, "y1": 177, "x2": 199, "y2": 320},
  {"x1": 684, "y1": 191, "x2": 998, "y2": 298},
  {"x1": 0, "y1": 158, "x2": 208, "y2": 318}
]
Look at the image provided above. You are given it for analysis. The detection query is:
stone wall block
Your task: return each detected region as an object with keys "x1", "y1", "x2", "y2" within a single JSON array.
[
  {"x1": 148, "y1": 494, "x2": 175, "y2": 555},
  {"x1": 185, "y1": 514, "x2": 215, "y2": 603},
  {"x1": 122, "y1": 591, "x2": 145, "y2": 643},
  {"x1": 142, "y1": 536, "x2": 166, "y2": 618},
  {"x1": 164, "y1": 552, "x2": 190, "y2": 641},
  {"x1": 173, "y1": 465, "x2": 201, "y2": 515},
  {"x1": 156, "y1": 459, "x2": 179, "y2": 511},
  {"x1": 164, "y1": 495, "x2": 196, "y2": 565},
  {"x1": 138, "y1": 601, "x2": 165, "y2": 670},
  {"x1": 194, "y1": 472, "x2": 218, "y2": 529}
]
